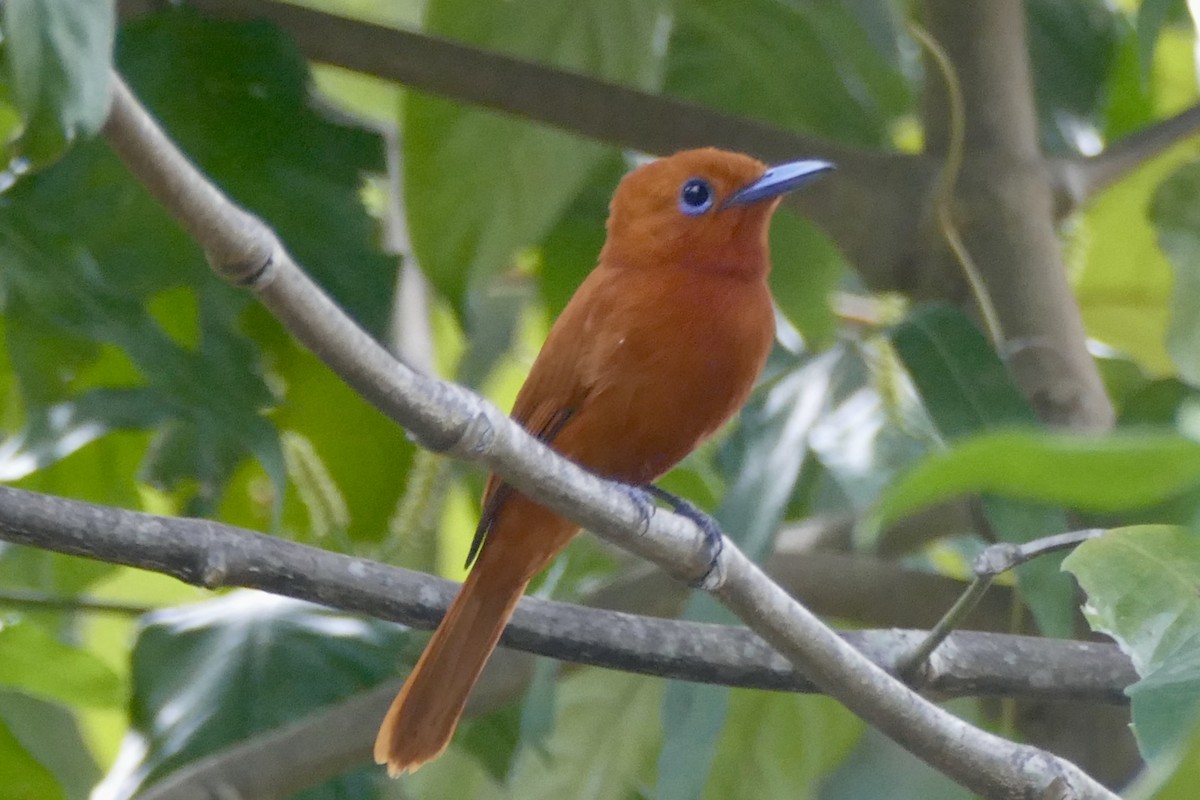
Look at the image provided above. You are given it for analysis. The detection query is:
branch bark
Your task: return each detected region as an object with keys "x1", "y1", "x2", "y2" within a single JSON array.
[
  {"x1": 0, "y1": 483, "x2": 1134, "y2": 799},
  {"x1": 0, "y1": 485, "x2": 1134, "y2": 703},
  {"x1": 97, "y1": 72, "x2": 1119, "y2": 799},
  {"x1": 1053, "y1": 103, "x2": 1200, "y2": 212},
  {"x1": 920, "y1": 0, "x2": 1114, "y2": 430}
]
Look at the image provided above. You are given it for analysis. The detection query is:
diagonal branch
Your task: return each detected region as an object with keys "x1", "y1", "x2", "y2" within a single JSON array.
[
  {"x1": 1053, "y1": 103, "x2": 1200, "y2": 213},
  {"x1": 98, "y1": 70, "x2": 1117, "y2": 799}
]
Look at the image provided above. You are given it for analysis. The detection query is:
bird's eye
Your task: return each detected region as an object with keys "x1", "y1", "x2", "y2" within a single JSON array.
[{"x1": 678, "y1": 178, "x2": 714, "y2": 216}]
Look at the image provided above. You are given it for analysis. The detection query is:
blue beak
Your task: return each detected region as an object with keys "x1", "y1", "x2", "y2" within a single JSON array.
[{"x1": 722, "y1": 159, "x2": 834, "y2": 209}]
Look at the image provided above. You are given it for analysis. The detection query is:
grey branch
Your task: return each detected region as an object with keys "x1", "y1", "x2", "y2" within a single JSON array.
[
  {"x1": 901, "y1": 529, "x2": 1106, "y2": 675},
  {"x1": 99, "y1": 72, "x2": 1118, "y2": 799},
  {"x1": 0, "y1": 485, "x2": 1134, "y2": 701},
  {"x1": 0, "y1": 483, "x2": 1133, "y2": 800},
  {"x1": 1054, "y1": 104, "x2": 1200, "y2": 210}
]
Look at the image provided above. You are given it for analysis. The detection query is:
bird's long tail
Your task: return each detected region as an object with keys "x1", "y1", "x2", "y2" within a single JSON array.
[{"x1": 373, "y1": 546, "x2": 532, "y2": 775}]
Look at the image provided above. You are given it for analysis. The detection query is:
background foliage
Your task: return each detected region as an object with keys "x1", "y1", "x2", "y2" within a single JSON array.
[{"x1": 2, "y1": 0, "x2": 1200, "y2": 798}]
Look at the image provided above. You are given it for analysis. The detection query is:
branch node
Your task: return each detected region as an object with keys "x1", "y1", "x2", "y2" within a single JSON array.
[
  {"x1": 200, "y1": 549, "x2": 229, "y2": 589},
  {"x1": 222, "y1": 242, "x2": 281, "y2": 290},
  {"x1": 973, "y1": 543, "x2": 1019, "y2": 577}
]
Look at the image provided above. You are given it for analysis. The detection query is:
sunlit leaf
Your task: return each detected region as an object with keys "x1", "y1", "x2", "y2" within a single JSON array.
[
  {"x1": 1151, "y1": 160, "x2": 1200, "y2": 387},
  {"x1": 703, "y1": 691, "x2": 863, "y2": 800},
  {"x1": 0, "y1": 0, "x2": 114, "y2": 169},
  {"x1": 406, "y1": 0, "x2": 668, "y2": 310},
  {"x1": 1075, "y1": 145, "x2": 1196, "y2": 375},
  {"x1": 0, "y1": 690, "x2": 100, "y2": 800},
  {"x1": 0, "y1": 714, "x2": 63, "y2": 800},
  {"x1": 101, "y1": 592, "x2": 412, "y2": 799},
  {"x1": 1064, "y1": 526, "x2": 1200, "y2": 763},
  {"x1": 871, "y1": 429, "x2": 1200, "y2": 533},
  {"x1": 0, "y1": 621, "x2": 121, "y2": 708}
]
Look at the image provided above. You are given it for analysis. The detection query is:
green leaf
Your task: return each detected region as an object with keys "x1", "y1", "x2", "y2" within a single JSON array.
[
  {"x1": 0, "y1": 621, "x2": 121, "y2": 708},
  {"x1": 0, "y1": 12, "x2": 392, "y2": 507},
  {"x1": 1151, "y1": 160, "x2": 1200, "y2": 387},
  {"x1": 767, "y1": 210, "x2": 845, "y2": 347},
  {"x1": 665, "y1": 0, "x2": 911, "y2": 147},
  {"x1": 891, "y1": 305, "x2": 1036, "y2": 437},
  {"x1": 1076, "y1": 143, "x2": 1190, "y2": 374},
  {"x1": 1063, "y1": 526, "x2": 1200, "y2": 763},
  {"x1": 890, "y1": 306, "x2": 1073, "y2": 636},
  {"x1": 871, "y1": 429, "x2": 1200, "y2": 533},
  {"x1": 405, "y1": 0, "x2": 668, "y2": 310},
  {"x1": 1, "y1": 0, "x2": 114, "y2": 168},
  {"x1": 0, "y1": 714, "x2": 63, "y2": 800},
  {"x1": 704, "y1": 692, "x2": 863, "y2": 800},
  {"x1": 0, "y1": 690, "x2": 100, "y2": 800},
  {"x1": 1026, "y1": 0, "x2": 1121, "y2": 152},
  {"x1": 410, "y1": 669, "x2": 662, "y2": 799},
  {"x1": 103, "y1": 592, "x2": 412, "y2": 799},
  {"x1": 537, "y1": 155, "x2": 627, "y2": 319},
  {"x1": 1136, "y1": 0, "x2": 1184, "y2": 80},
  {"x1": 1133, "y1": 718, "x2": 1200, "y2": 799}
]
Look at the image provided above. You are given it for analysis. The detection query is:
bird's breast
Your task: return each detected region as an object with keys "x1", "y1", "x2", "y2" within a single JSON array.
[{"x1": 567, "y1": 270, "x2": 775, "y2": 484}]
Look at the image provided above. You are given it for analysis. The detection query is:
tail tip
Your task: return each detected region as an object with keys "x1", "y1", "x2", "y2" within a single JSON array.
[{"x1": 374, "y1": 726, "x2": 441, "y2": 777}]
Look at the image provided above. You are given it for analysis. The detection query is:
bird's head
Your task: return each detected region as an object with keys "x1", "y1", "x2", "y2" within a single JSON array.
[{"x1": 600, "y1": 147, "x2": 832, "y2": 280}]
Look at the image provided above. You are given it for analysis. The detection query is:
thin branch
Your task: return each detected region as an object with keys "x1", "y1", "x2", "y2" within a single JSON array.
[
  {"x1": 99, "y1": 71, "x2": 1117, "y2": 800},
  {"x1": 1053, "y1": 103, "x2": 1200, "y2": 212},
  {"x1": 901, "y1": 529, "x2": 1106, "y2": 677},
  {"x1": 0, "y1": 588, "x2": 152, "y2": 615},
  {"x1": 973, "y1": 529, "x2": 1106, "y2": 576}
]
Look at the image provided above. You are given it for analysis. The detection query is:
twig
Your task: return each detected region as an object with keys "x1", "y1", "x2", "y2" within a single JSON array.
[
  {"x1": 99, "y1": 71, "x2": 1117, "y2": 799},
  {"x1": 0, "y1": 588, "x2": 153, "y2": 615},
  {"x1": 900, "y1": 529, "x2": 1105, "y2": 677}
]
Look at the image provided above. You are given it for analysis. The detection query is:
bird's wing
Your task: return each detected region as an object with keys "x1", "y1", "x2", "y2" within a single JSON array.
[
  {"x1": 464, "y1": 282, "x2": 610, "y2": 568},
  {"x1": 466, "y1": 402, "x2": 577, "y2": 567}
]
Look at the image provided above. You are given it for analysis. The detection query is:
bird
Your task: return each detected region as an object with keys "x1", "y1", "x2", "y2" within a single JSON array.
[{"x1": 374, "y1": 147, "x2": 833, "y2": 775}]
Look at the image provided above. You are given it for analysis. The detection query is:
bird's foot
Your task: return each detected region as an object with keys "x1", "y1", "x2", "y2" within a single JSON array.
[
  {"x1": 616, "y1": 483, "x2": 656, "y2": 535},
  {"x1": 643, "y1": 486, "x2": 725, "y2": 590}
]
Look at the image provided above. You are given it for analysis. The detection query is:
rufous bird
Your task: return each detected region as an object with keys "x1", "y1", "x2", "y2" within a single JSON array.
[{"x1": 375, "y1": 147, "x2": 832, "y2": 774}]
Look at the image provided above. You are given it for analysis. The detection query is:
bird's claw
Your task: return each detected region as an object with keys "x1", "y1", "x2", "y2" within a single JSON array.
[
  {"x1": 617, "y1": 483, "x2": 656, "y2": 535},
  {"x1": 643, "y1": 486, "x2": 725, "y2": 590}
]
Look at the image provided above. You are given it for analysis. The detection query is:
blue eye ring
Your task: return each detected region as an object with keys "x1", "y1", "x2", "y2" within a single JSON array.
[{"x1": 678, "y1": 178, "x2": 714, "y2": 216}]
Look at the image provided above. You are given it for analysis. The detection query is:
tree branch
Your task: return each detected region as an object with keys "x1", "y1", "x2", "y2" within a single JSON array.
[
  {"x1": 0, "y1": 483, "x2": 1133, "y2": 799},
  {"x1": 0, "y1": 485, "x2": 1134, "y2": 702},
  {"x1": 920, "y1": 0, "x2": 1114, "y2": 430},
  {"x1": 98, "y1": 72, "x2": 1118, "y2": 799},
  {"x1": 1053, "y1": 103, "x2": 1200, "y2": 212}
]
